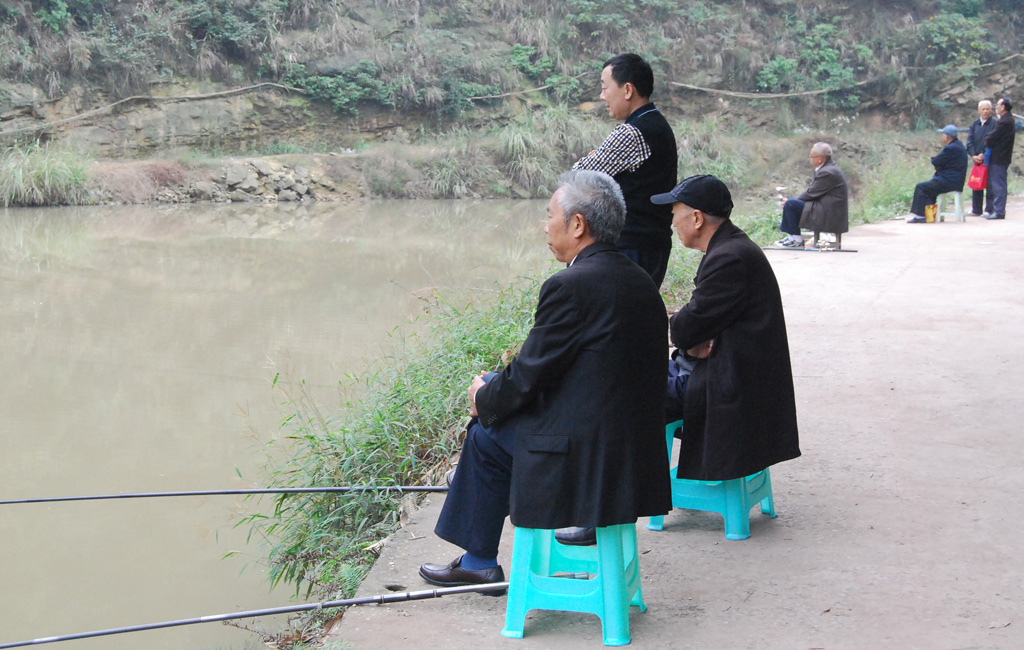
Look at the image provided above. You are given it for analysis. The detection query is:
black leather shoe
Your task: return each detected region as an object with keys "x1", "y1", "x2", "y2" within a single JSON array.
[
  {"x1": 554, "y1": 526, "x2": 597, "y2": 546},
  {"x1": 418, "y1": 555, "x2": 506, "y2": 594}
]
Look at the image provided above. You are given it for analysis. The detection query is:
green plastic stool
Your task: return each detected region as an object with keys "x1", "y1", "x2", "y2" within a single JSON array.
[
  {"x1": 647, "y1": 420, "x2": 776, "y2": 540},
  {"x1": 501, "y1": 523, "x2": 646, "y2": 646}
]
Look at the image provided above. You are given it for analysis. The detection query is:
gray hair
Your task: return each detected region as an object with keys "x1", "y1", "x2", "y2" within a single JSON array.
[
  {"x1": 812, "y1": 142, "x2": 833, "y2": 158},
  {"x1": 555, "y1": 170, "x2": 626, "y2": 244},
  {"x1": 978, "y1": 99, "x2": 993, "y2": 109}
]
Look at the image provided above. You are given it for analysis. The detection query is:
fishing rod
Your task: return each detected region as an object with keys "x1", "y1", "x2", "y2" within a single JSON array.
[
  {"x1": 0, "y1": 582, "x2": 509, "y2": 649},
  {"x1": 0, "y1": 486, "x2": 448, "y2": 506}
]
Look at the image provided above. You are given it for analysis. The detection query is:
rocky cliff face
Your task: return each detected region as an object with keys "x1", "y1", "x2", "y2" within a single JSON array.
[
  {"x1": 0, "y1": 82, "x2": 426, "y2": 158},
  {"x1": 2, "y1": 57, "x2": 1020, "y2": 207},
  {"x1": 2, "y1": 55, "x2": 1020, "y2": 162}
]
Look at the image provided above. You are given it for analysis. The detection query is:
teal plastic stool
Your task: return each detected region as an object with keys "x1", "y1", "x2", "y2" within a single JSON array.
[
  {"x1": 647, "y1": 420, "x2": 776, "y2": 540},
  {"x1": 501, "y1": 523, "x2": 646, "y2": 646}
]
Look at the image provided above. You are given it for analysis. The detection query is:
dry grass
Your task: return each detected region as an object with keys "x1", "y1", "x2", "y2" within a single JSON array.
[{"x1": 88, "y1": 159, "x2": 191, "y2": 203}]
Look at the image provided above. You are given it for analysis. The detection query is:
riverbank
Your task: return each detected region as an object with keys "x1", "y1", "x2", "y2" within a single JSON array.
[
  {"x1": 327, "y1": 196, "x2": 1024, "y2": 649},
  {"x1": 4, "y1": 122, "x2": 980, "y2": 218}
]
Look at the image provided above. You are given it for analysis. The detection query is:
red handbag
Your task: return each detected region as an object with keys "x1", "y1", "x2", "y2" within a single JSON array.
[{"x1": 968, "y1": 164, "x2": 988, "y2": 191}]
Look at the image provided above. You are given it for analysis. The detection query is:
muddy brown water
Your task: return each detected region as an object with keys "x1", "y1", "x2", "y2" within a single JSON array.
[{"x1": 0, "y1": 199, "x2": 549, "y2": 649}]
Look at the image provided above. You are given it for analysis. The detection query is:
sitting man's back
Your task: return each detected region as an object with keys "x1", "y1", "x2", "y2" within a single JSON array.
[{"x1": 654, "y1": 174, "x2": 801, "y2": 481}]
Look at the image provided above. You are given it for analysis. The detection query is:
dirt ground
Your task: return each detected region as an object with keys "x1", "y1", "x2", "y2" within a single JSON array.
[{"x1": 329, "y1": 197, "x2": 1024, "y2": 650}]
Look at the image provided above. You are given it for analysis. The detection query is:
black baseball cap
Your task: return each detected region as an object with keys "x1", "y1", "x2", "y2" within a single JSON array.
[{"x1": 650, "y1": 174, "x2": 734, "y2": 219}]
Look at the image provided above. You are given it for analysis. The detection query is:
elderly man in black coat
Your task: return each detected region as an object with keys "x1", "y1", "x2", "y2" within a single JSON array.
[
  {"x1": 906, "y1": 124, "x2": 968, "y2": 223},
  {"x1": 775, "y1": 142, "x2": 849, "y2": 249},
  {"x1": 419, "y1": 169, "x2": 671, "y2": 587},
  {"x1": 655, "y1": 175, "x2": 800, "y2": 481}
]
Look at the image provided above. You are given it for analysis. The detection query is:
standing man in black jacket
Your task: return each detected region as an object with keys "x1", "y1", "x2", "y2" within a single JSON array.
[
  {"x1": 983, "y1": 97, "x2": 1016, "y2": 220},
  {"x1": 966, "y1": 100, "x2": 996, "y2": 217},
  {"x1": 572, "y1": 53, "x2": 678, "y2": 288}
]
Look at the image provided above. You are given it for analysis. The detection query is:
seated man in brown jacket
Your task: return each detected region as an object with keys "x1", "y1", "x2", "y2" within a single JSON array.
[{"x1": 775, "y1": 142, "x2": 849, "y2": 249}]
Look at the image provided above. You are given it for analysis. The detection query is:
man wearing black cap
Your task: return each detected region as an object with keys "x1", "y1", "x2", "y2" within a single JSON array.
[{"x1": 652, "y1": 175, "x2": 800, "y2": 483}]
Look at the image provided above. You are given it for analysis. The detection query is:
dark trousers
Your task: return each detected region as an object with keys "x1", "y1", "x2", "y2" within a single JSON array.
[
  {"x1": 779, "y1": 198, "x2": 805, "y2": 236},
  {"x1": 911, "y1": 178, "x2": 958, "y2": 216},
  {"x1": 434, "y1": 419, "x2": 512, "y2": 558},
  {"x1": 620, "y1": 247, "x2": 669, "y2": 289},
  {"x1": 665, "y1": 355, "x2": 693, "y2": 423},
  {"x1": 988, "y1": 164, "x2": 1008, "y2": 218},
  {"x1": 972, "y1": 188, "x2": 993, "y2": 215}
]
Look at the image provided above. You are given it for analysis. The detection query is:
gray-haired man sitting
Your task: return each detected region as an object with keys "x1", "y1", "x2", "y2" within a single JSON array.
[
  {"x1": 776, "y1": 142, "x2": 849, "y2": 248},
  {"x1": 419, "y1": 170, "x2": 671, "y2": 587}
]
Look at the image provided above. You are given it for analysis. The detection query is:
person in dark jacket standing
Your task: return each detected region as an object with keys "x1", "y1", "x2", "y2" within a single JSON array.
[
  {"x1": 983, "y1": 97, "x2": 1016, "y2": 220},
  {"x1": 966, "y1": 100, "x2": 997, "y2": 217},
  {"x1": 572, "y1": 53, "x2": 677, "y2": 287},
  {"x1": 654, "y1": 175, "x2": 800, "y2": 482},
  {"x1": 906, "y1": 125, "x2": 968, "y2": 223},
  {"x1": 419, "y1": 170, "x2": 670, "y2": 587}
]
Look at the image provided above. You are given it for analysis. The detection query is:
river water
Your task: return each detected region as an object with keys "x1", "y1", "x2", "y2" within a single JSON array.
[{"x1": 0, "y1": 199, "x2": 549, "y2": 649}]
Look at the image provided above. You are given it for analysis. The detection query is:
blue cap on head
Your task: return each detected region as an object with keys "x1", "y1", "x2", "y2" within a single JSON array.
[{"x1": 938, "y1": 124, "x2": 959, "y2": 138}]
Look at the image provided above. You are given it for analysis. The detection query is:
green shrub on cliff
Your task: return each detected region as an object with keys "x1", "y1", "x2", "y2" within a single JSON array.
[
  {"x1": 2, "y1": 0, "x2": 1020, "y2": 125},
  {"x1": 283, "y1": 61, "x2": 397, "y2": 115}
]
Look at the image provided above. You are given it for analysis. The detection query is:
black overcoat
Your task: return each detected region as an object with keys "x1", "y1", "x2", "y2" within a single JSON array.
[
  {"x1": 476, "y1": 241, "x2": 672, "y2": 529},
  {"x1": 669, "y1": 221, "x2": 801, "y2": 481}
]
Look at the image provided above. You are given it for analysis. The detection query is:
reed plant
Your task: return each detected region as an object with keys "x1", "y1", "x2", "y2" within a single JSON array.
[
  {"x1": 0, "y1": 142, "x2": 89, "y2": 207},
  {"x1": 241, "y1": 274, "x2": 546, "y2": 597}
]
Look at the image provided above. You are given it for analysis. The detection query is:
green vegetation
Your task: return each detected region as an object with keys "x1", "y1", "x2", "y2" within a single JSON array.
[
  {"x1": 240, "y1": 277, "x2": 542, "y2": 597},
  {"x1": 0, "y1": 142, "x2": 89, "y2": 207},
  {"x1": 282, "y1": 61, "x2": 397, "y2": 116},
  {"x1": 1, "y1": 1, "x2": 1020, "y2": 121}
]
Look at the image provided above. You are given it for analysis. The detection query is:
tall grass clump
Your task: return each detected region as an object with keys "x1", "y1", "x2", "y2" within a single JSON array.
[
  {"x1": 852, "y1": 157, "x2": 931, "y2": 223},
  {"x1": 0, "y1": 143, "x2": 89, "y2": 207},
  {"x1": 498, "y1": 122, "x2": 556, "y2": 197},
  {"x1": 241, "y1": 273, "x2": 546, "y2": 597},
  {"x1": 673, "y1": 117, "x2": 754, "y2": 189}
]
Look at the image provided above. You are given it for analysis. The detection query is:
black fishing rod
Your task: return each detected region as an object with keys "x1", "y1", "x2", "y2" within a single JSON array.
[
  {"x1": 0, "y1": 486, "x2": 448, "y2": 506},
  {"x1": 0, "y1": 582, "x2": 508, "y2": 649}
]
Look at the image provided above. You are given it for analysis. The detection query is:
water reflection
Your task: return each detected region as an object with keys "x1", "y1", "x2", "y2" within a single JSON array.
[{"x1": 0, "y1": 199, "x2": 549, "y2": 649}]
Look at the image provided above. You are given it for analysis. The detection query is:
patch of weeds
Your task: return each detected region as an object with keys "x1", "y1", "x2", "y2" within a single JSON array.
[{"x1": 0, "y1": 141, "x2": 89, "y2": 206}]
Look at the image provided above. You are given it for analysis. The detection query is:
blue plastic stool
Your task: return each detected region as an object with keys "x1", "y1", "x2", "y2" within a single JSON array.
[
  {"x1": 647, "y1": 420, "x2": 776, "y2": 540},
  {"x1": 502, "y1": 523, "x2": 646, "y2": 646}
]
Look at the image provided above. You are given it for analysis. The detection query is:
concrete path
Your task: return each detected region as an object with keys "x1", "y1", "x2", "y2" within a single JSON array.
[{"x1": 330, "y1": 197, "x2": 1023, "y2": 650}]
